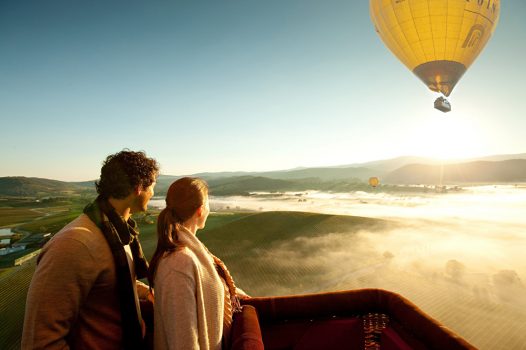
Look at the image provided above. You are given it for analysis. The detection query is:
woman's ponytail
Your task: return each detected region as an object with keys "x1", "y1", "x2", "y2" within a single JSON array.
[
  {"x1": 148, "y1": 177, "x2": 208, "y2": 287},
  {"x1": 148, "y1": 207, "x2": 183, "y2": 287}
]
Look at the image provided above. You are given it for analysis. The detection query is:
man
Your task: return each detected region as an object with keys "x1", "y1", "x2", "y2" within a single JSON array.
[{"x1": 22, "y1": 150, "x2": 159, "y2": 350}]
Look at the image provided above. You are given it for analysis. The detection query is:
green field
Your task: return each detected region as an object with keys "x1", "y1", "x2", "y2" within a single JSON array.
[
  {"x1": 0, "y1": 208, "x2": 42, "y2": 227},
  {"x1": 0, "y1": 263, "x2": 36, "y2": 350},
  {"x1": 0, "y1": 196, "x2": 90, "y2": 229},
  {"x1": 17, "y1": 210, "x2": 82, "y2": 234}
]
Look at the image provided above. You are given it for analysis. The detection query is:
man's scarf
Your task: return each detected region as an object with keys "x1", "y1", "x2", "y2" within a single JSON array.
[{"x1": 84, "y1": 196, "x2": 149, "y2": 350}]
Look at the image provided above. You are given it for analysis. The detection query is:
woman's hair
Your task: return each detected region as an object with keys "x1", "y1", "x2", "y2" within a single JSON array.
[
  {"x1": 95, "y1": 149, "x2": 159, "y2": 199},
  {"x1": 148, "y1": 177, "x2": 209, "y2": 287}
]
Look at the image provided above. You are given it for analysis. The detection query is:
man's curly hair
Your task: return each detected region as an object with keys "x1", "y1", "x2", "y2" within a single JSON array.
[{"x1": 95, "y1": 150, "x2": 160, "y2": 199}]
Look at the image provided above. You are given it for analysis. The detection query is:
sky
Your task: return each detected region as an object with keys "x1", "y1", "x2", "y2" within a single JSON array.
[{"x1": 1, "y1": 0, "x2": 525, "y2": 181}]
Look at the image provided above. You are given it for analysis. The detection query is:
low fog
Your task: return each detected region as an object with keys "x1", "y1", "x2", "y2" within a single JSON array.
[
  {"x1": 150, "y1": 185, "x2": 526, "y2": 349},
  {"x1": 210, "y1": 185, "x2": 526, "y2": 276},
  {"x1": 151, "y1": 185, "x2": 526, "y2": 295}
]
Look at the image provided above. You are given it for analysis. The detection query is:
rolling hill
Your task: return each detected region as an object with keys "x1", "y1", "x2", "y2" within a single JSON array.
[
  {"x1": 206, "y1": 176, "x2": 296, "y2": 196},
  {"x1": 384, "y1": 159, "x2": 526, "y2": 184},
  {"x1": 0, "y1": 177, "x2": 86, "y2": 197},
  {"x1": 339, "y1": 153, "x2": 526, "y2": 173},
  {"x1": 249, "y1": 166, "x2": 380, "y2": 181}
]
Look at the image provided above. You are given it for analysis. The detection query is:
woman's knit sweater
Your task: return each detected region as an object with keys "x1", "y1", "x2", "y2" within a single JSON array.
[{"x1": 153, "y1": 226, "x2": 226, "y2": 350}]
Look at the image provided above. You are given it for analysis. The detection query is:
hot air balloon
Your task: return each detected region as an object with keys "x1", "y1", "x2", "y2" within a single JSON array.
[
  {"x1": 369, "y1": 176, "x2": 380, "y2": 188},
  {"x1": 370, "y1": 0, "x2": 500, "y2": 112}
]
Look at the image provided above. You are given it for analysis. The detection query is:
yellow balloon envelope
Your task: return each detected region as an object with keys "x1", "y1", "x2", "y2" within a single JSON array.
[
  {"x1": 369, "y1": 177, "x2": 380, "y2": 187},
  {"x1": 370, "y1": 0, "x2": 500, "y2": 96}
]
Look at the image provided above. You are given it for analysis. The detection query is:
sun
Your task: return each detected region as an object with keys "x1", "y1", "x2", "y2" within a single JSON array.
[{"x1": 407, "y1": 114, "x2": 485, "y2": 161}]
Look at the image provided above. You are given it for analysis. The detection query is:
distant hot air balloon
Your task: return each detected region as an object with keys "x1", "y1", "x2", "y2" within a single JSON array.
[
  {"x1": 370, "y1": 0, "x2": 500, "y2": 112},
  {"x1": 369, "y1": 176, "x2": 380, "y2": 188}
]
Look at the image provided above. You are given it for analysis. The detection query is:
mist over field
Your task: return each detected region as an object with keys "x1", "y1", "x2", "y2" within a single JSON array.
[
  {"x1": 150, "y1": 185, "x2": 526, "y2": 299},
  {"x1": 154, "y1": 185, "x2": 526, "y2": 349}
]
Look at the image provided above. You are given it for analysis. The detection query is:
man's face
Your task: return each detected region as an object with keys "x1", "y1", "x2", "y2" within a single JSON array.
[{"x1": 131, "y1": 180, "x2": 156, "y2": 213}]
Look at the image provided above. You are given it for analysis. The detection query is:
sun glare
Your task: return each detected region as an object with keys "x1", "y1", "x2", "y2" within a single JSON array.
[{"x1": 407, "y1": 113, "x2": 484, "y2": 161}]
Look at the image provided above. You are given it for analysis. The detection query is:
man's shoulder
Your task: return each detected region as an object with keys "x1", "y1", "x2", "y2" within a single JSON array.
[
  {"x1": 44, "y1": 214, "x2": 110, "y2": 257},
  {"x1": 53, "y1": 214, "x2": 101, "y2": 240}
]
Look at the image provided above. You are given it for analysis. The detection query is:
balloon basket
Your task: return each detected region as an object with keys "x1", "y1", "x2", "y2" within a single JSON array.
[{"x1": 434, "y1": 96, "x2": 451, "y2": 113}]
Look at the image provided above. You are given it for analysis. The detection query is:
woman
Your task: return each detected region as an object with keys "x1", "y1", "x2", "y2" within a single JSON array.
[{"x1": 149, "y1": 177, "x2": 246, "y2": 350}]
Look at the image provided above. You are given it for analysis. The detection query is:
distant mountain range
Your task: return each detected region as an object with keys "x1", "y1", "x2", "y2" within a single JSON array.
[
  {"x1": 2, "y1": 153, "x2": 526, "y2": 197},
  {"x1": 385, "y1": 159, "x2": 526, "y2": 184},
  {"x1": 337, "y1": 153, "x2": 526, "y2": 173}
]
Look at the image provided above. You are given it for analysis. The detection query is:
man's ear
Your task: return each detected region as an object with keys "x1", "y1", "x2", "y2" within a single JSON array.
[
  {"x1": 196, "y1": 206, "x2": 203, "y2": 217},
  {"x1": 134, "y1": 186, "x2": 142, "y2": 196}
]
